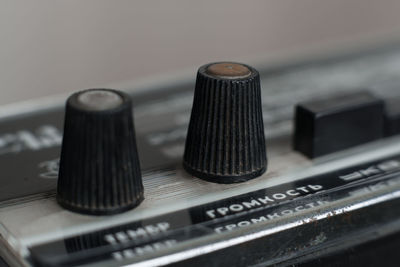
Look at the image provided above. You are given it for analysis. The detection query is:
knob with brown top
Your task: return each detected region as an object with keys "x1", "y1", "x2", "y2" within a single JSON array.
[{"x1": 183, "y1": 62, "x2": 267, "y2": 183}]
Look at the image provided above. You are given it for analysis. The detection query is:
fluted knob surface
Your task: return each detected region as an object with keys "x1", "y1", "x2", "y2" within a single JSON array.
[
  {"x1": 57, "y1": 88, "x2": 144, "y2": 215},
  {"x1": 183, "y1": 62, "x2": 267, "y2": 183}
]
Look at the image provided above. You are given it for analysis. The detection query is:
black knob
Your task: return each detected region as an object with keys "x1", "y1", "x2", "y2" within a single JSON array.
[
  {"x1": 57, "y1": 89, "x2": 144, "y2": 215},
  {"x1": 183, "y1": 62, "x2": 267, "y2": 183}
]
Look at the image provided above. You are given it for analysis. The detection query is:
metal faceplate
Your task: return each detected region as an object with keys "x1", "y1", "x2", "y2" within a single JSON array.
[{"x1": 1, "y1": 45, "x2": 400, "y2": 266}]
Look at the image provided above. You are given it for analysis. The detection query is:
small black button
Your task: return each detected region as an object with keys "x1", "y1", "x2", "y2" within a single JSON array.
[
  {"x1": 384, "y1": 96, "x2": 400, "y2": 137},
  {"x1": 293, "y1": 91, "x2": 384, "y2": 158}
]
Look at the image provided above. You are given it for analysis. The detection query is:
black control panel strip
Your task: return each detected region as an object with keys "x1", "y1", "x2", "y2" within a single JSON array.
[{"x1": 29, "y1": 154, "x2": 400, "y2": 266}]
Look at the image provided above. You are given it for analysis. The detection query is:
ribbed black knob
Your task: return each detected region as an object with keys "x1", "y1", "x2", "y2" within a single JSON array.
[
  {"x1": 57, "y1": 89, "x2": 144, "y2": 215},
  {"x1": 183, "y1": 62, "x2": 267, "y2": 183}
]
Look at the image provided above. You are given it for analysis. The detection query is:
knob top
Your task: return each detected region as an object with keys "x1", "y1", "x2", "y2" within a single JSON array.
[
  {"x1": 76, "y1": 90, "x2": 123, "y2": 111},
  {"x1": 206, "y1": 62, "x2": 251, "y2": 79},
  {"x1": 57, "y1": 88, "x2": 144, "y2": 215}
]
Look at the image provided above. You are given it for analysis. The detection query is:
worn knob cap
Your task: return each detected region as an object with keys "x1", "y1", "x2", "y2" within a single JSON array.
[
  {"x1": 57, "y1": 89, "x2": 144, "y2": 215},
  {"x1": 183, "y1": 62, "x2": 267, "y2": 183}
]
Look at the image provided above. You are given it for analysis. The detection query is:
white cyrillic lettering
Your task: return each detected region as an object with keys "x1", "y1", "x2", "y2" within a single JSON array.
[
  {"x1": 378, "y1": 160, "x2": 400, "y2": 172},
  {"x1": 281, "y1": 210, "x2": 293, "y2": 215},
  {"x1": 122, "y1": 249, "x2": 135, "y2": 258},
  {"x1": 217, "y1": 207, "x2": 229, "y2": 216},
  {"x1": 225, "y1": 224, "x2": 237, "y2": 231},
  {"x1": 157, "y1": 222, "x2": 170, "y2": 232},
  {"x1": 305, "y1": 202, "x2": 316, "y2": 208},
  {"x1": 273, "y1": 193, "x2": 286, "y2": 200},
  {"x1": 251, "y1": 216, "x2": 268, "y2": 223},
  {"x1": 287, "y1": 190, "x2": 300, "y2": 196},
  {"x1": 360, "y1": 167, "x2": 380, "y2": 176},
  {"x1": 339, "y1": 172, "x2": 362, "y2": 181},
  {"x1": 18, "y1": 131, "x2": 41, "y2": 150},
  {"x1": 145, "y1": 225, "x2": 160, "y2": 235},
  {"x1": 238, "y1": 221, "x2": 251, "y2": 227},
  {"x1": 258, "y1": 196, "x2": 274, "y2": 204},
  {"x1": 230, "y1": 204, "x2": 244, "y2": 212},
  {"x1": 206, "y1": 210, "x2": 216, "y2": 218},
  {"x1": 214, "y1": 227, "x2": 224, "y2": 233},
  {"x1": 297, "y1": 186, "x2": 309, "y2": 193},
  {"x1": 295, "y1": 206, "x2": 304, "y2": 212},
  {"x1": 267, "y1": 213, "x2": 280, "y2": 220},
  {"x1": 116, "y1": 232, "x2": 129, "y2": 243},
  {"x1": 308, "y1": 184, "x2": 323, "y2": 191},
  {"x1": 112, "y1": 252, "x2": 123, "y2": 261},
  {"x1": 242, "y1": 200, "x2": 261, "y2": 208},
  {"x1": 104, "y1": 234, "x2": 117, "y2": 244}
]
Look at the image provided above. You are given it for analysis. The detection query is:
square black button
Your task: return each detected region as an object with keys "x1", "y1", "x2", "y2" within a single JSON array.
[
  {"x1": 293, "y1": 91, "x2": 384, "y2": 158},
  {"x1": 384, "y1": 96, "x2": 400, "y2": 137}
]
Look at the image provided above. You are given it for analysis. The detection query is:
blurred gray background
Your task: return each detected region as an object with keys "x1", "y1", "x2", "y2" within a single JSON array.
[{"x1": 2, "y1": 0, "x2": 400, "y2": 105}]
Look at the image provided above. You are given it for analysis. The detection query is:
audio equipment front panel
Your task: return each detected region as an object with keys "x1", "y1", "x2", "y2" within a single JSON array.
[{"x1": 1, "y1": 45, "x2": 400, "y2": 266}]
